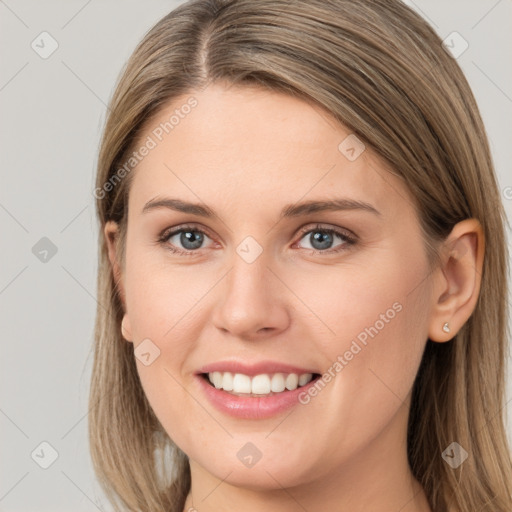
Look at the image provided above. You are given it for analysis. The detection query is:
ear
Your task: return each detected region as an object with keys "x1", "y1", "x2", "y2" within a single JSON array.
[
  {"x1": 428, "y1": 218, "x2": 485, "y2": 342},
  {"x1": 104, "y1": 221, "x2": 133, "y2": 343}
]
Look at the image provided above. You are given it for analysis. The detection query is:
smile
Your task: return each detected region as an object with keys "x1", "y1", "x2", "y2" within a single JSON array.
[{"x1": 204, "y1": 371, "x2": 316, "y2": 396}]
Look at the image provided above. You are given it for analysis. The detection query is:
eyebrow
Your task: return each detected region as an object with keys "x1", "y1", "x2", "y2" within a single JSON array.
[{"x1": 141, "y1": 196, "x2": 381, "y2": 218}]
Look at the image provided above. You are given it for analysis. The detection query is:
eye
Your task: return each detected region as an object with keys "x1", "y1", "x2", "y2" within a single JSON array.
[
  {"x1": 157, "y1": 223, "x2": 357, "y2": 256},
  {"x1": 158, "y1": 225, "x2": 214, "y2": 254},
  {"x1": 295, "y1": 224, "x2": 356, "y2": 253}
]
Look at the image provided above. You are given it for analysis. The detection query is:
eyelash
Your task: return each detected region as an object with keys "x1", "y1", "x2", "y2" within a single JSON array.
[{"x1": 157, "y1": 223, "x2": 357, "y2": 256}]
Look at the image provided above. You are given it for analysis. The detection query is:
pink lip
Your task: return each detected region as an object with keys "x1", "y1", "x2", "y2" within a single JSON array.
[{"x1": 196, "y1": 360, "x2": 318, "y2": 377}]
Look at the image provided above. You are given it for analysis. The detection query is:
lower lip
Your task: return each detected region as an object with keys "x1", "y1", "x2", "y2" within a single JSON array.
[{"x1": 195, "y1": 374, "x2": 320, "y2": 419}]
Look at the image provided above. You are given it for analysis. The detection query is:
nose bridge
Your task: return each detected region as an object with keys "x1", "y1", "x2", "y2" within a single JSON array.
[
  {"x1": 228, "y1": 242, "x2": 269, "y2": 297},
  {"x1": 212, "y1": 239, "x2": 289, "y2": 337}
]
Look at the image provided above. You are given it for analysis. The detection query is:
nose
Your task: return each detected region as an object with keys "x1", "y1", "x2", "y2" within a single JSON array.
[{"x1": 211, "y1": 249, "x2": 291, "y2": 340}]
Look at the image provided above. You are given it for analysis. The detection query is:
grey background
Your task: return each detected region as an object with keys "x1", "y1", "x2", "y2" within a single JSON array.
[{"x1": 1, "y1": 1, "x2": 511, "y2": 510}]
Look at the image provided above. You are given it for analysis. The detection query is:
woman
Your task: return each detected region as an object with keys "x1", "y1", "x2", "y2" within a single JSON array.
[{"x1": 89, "y1": 1, "x2": 512, "y2": 511}]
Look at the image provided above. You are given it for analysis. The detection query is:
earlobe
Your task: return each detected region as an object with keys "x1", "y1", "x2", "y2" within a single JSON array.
[{"x1": 428, "y1": 219, "x2": 485, "y2": 343}]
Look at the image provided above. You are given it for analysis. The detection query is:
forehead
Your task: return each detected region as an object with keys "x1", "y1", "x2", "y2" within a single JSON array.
[{"x1": 128, "y1": 83, "x2": 412, "y2": 221}]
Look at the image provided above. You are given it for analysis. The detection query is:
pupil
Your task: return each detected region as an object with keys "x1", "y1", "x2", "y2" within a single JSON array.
[
  {"x1": 311, "y1": 231, "x2": 332, "y2": 250},
  {"x1": 181, "y1": 231, "x2": 203, "y2": 250}
]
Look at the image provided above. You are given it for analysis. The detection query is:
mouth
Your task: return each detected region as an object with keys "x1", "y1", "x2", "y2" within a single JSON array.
[{"x1": 200, "y1": 371, "x2": 322, "y2": 397}]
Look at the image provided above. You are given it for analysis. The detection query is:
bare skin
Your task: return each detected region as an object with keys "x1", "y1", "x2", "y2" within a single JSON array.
[{"x1": 105, "y1": 82, "x2": 484, "y2": 512}]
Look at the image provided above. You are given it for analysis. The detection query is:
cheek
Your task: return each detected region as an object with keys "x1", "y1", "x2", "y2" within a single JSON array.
[
  {"x1": 290, "y1": 254, "x2": 430, "y2": 361},
  {"x1": 121, "y1": 246, "x2": 221, "y2": 438},
  {"x1": 281, "y1": 261, "x2": 430, "y2": 474},
  {"x1": 287, "y1": 246, "x2": 431, "y2": 421},
  {"x1": 123, "y1": 271, "x2": 206, "y2": 454},
  {"x1": 123, "y1": 243, "x2": 211, "y2": 343}
]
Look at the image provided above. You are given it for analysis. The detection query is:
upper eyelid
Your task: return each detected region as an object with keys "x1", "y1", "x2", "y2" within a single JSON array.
[
  {"x1": 296, "y1": 223, "x2": 355, "y2": 239},
  {"x1": 161, "y1": 224, "x2": 214, "y2": 241},
  {"x1": 162, "y1": 222, "x2": 354, "y2": 237}
]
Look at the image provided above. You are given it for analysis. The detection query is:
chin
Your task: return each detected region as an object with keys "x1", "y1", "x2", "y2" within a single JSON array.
[{"x1": 193, "y1": 449, "x2": 317, "y2": 491}]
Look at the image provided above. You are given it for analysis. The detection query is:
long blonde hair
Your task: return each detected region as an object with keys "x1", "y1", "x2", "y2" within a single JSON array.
[{"x1": 89, "y1": 1, "x2": 512, "y2": 510}]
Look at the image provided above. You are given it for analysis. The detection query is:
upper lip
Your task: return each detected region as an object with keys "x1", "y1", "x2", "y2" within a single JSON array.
[{"x1": 196, "y1": 360, "x2": 319, "y2": 377}]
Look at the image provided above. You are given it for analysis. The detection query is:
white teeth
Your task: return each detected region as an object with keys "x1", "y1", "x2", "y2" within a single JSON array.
[
  {"x1": 206, "y1": 371, "x2": 314, "y2": 395},
  {"x1": 251, "y1": 374, "x2": 271, "y2": 394},
  {"x1": 232, "y1": 373, "x2": 252, "y2": 393},
  {"x1": 271, "y1": 373, "x2": 286, "y2": 392},
  {"x1": 212, "y1": 371, "x2": 223, "y2": 389},
  {"x1": 298, "y1": 373, "x2": 312, "y2": 386},
  {"x1": 285, "y1": 373, "x2": 299, "y2": 390},
  {"x1": 222, "y1": 371, "x2": 234, "y2": 391}
]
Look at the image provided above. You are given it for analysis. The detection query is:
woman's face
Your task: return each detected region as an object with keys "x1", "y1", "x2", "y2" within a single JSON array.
[{"x1": 111, "y1": 83, "x2": 436, "y2": 490}]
